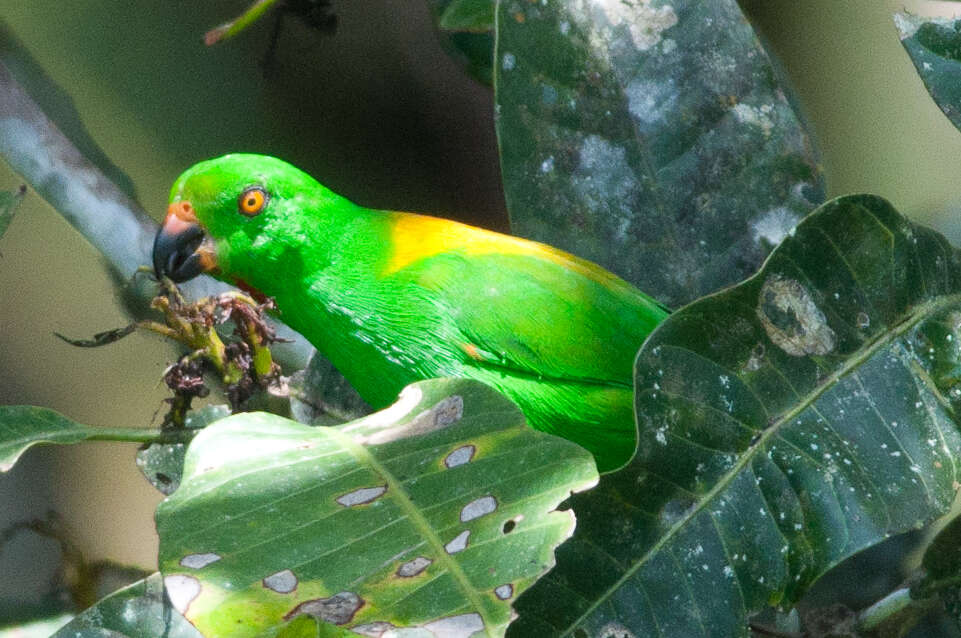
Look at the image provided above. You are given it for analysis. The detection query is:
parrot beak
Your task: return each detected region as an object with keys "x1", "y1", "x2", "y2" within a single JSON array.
[{"x1": 152, "y1": 201, "x2": 218, "y2": 282}]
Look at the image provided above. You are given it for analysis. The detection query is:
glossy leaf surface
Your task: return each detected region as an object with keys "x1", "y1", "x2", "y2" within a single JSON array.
[
  {"x1": 495, "y1": 0, "x2": 823, "y2": 307},
  {"x1": 512, "y1": 195, "x2": 961, "y2": 636}
]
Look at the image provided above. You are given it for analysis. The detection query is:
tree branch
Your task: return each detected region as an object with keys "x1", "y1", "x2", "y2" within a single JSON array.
[{"x1": 0, "y1": 59, "x2": 312, "y2": 371}]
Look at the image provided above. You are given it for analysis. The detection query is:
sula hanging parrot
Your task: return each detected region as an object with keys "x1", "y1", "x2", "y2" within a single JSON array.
[{"x1": 152, "y1": 154, "x2": 668, "y2": 470}]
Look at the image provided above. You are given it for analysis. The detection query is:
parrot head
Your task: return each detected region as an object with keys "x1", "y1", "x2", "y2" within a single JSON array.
[{"x1": 152, "y1": 153, "x2": 325, "y2": 289}]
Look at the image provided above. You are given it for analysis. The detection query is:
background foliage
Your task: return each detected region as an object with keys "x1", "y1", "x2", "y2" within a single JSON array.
[{"x1": 6, "y1": 0, "x2": 961, "y2": 636}]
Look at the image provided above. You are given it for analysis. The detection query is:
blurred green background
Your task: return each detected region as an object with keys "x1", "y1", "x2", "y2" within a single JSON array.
[{"x1": 2, "y1": 0, "x2": 961, "y2": 618}]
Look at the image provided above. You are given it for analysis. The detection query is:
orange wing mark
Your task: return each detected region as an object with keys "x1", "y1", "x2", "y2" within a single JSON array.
[
  {"x1": 383, "y1": 212, "x2": 627, "y2": 290},
  {"x1": 461, "y1": 342, "x2": 483, "y2": 361}
]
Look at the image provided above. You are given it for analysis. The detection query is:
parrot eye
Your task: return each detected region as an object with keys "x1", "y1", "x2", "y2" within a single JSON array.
[{"x1": 238, "y1": 187, "x2": 268, "y2": 216}]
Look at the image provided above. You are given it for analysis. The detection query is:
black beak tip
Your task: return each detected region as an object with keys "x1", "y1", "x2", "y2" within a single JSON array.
[{"x1": 152, "y1": 224, "x2": 206, "y2": 283}]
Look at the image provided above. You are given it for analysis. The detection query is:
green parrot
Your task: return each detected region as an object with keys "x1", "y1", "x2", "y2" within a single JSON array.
[{"x1": 152, "y1": 154, "x2": 668, "y2": 470}]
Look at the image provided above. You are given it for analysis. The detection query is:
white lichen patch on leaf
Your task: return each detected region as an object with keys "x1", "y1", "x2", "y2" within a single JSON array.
[
  {"x1": 336, "y1": 485, "x2": 388, "y2": 507},
  {"x1": 263, "y1": 569, "x2": 298, "y2": 594},
  {"x1": 893, "y1": 12, "x2": 922, "y2": 41},
  {"x1": 732, "y1": 103, "x2": 776, "y2": 137},
  {"x1": 422, "y1": 612, "x2": 485, "y2": 638},
  {"x1": 444, "y1": 444, "x2": 475, "y2": 468},
  {"x1": 396, "y1": 556, "x2": 432, "y2": 577},
  {"x1": 445, "y1": 530, "x2": 471, "y2": 554},
  {"x1": 598, "y1": 621, "x2": 638, "y2": 638},
  {"x1": 625, "y1": 78, "x2": 678, "y2": 125},
  {"x1": 595, "y1": 0, "x2": 678, "y2": 51},
  {"x1": 163, "y1": 574, "x2": 201, "y2": 614},
  {"x1": 751, "y1": 206, "x2": 799, "y2": 247},
  {"x1": 179, "y1": 552, "x2": 222, "y2": 569},
  {"x1": 573, "y1": 135, "x2": 637, "y2": 241},
  {"x1": 757, "y1": 275, "x2": 837, "y2": 356},
  {"x1": 460, "y1": 496, "x2": 498, "y2": 522}
]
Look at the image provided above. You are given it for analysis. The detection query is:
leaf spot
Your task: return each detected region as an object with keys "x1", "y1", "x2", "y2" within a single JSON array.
[
  {"x1": 757, "y1": 275, "x2": 836, "y2": 356},
  {"x1": 460, "y1": 495, "x2": 497, "y2": 522},
  {"x1": 445, "y1": 530, "x2": 471, "y2": 554},
  {"x1": 179, "y1": 552, "x2": 221, "y2": 569},
  {"x1": 444, "y1": 445, "x2": 475, "y2": 468},
  {"x1": 597, "y1": 0, "x2": 677, "y2": 51},
  {"x1": 351, "y1": 621, "x2": 395, "y2": 637},
  {"x1": 337, "y1": 485, "x2": 387, "y2": 507},
  {"x1": 361, "y1": 395, "x2": 463, "y2": 445},
  {"x1": 284, "y1": 591, "x2": 364, "y2": 625},
  {"x1": 503, "y1": 515, "x2": 523, "y2": 534},
  {"x1": 423, "y1": 612, "x2": 485, "y2": 637},
  {"x1": 163, "y1": 574, "x2": 201, "y2": 614},
  {"x1": 494, "y1": 583, "x2": 514, "y2": 600},
  {"x1": 263, "y1": 568, "x2": 298, "y2": 593},
  {"x1": 751, "y1": 206, "x2": 799, "y2": 246},
  {"x1": 599, "y1": 621, "x2": 637, "y2": 638},
  {"x1": 396, "y1": 556, "x2": 432, "y2": 577}
]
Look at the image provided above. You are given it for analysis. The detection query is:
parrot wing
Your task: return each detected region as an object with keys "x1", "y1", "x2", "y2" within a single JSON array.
[{"x1": 399, "y1": 249, "x2": 668, "y2": 387}]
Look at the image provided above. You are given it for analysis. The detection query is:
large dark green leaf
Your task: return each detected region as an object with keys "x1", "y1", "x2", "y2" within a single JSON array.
[
  {"x1": 895, "y1": 12, "x2": 961, "y2": 139},
  {"x1": 494, "y1": 0, "x2": 824, "y2": 307},
  {"x1": 157, "y1": 378, "x2": 597, "y2": 637},
  {"x1": 511, "y1": 194, "x2": 961, "y2": 636},
  {"x1": 51, "y1": 573, "x2": 201, "y2": 638}
]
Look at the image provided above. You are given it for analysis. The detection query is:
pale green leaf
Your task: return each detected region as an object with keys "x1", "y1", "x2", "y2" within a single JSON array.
[{"x1": 157, "y1": 378, "x2": 597, "y2": 637}]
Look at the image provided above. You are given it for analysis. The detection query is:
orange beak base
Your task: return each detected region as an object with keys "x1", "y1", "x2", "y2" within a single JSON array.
[{"x1": 152, "y1": 201, "x2": 218, "y2": 282}]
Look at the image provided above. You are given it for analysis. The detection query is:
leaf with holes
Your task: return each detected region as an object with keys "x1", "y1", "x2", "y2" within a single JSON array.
[
  {"x1": 0, "y1": 406, "x2": 103, "y2": 472},
  {"x1": 156, "y1": 378, "x2": 597, "y2": 637},
  {"x1": 136, "y1": 404, "x2": 230, "y2": 495},
  {"x1": 494, "y1": 0, "x2": 824, "y2": 308},
  {"x1": 896, "y1": 12, "x2": 961, "y2": 136},
  {"x1": 51, "y1": 573, "x2": 202, "y2": 638},
  {"x1": 510, "y1": 194, "x2": 961, "y2": 636}
]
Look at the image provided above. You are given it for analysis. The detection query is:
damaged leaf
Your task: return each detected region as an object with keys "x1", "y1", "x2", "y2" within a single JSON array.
[
  {"x1": 136, "y1": 404, "x2": 230, "y2": 495},
  {"x1": 50, "y1": 573, "x2": 202, "y2": 638},
  {"x1": 494, "y1": 0, "x2": 824, "y2": 307},
  {"x1": 156, "y1": 378, "x2": 597, "y2": 637},
  {"x1": 511, "y1": 195, "x2": 961, "y2": 636}
]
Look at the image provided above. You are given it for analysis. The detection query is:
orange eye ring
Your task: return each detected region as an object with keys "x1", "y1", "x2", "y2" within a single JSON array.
[{"x1": 238, "y1": 187, "x2": 268, "y2": 216}]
